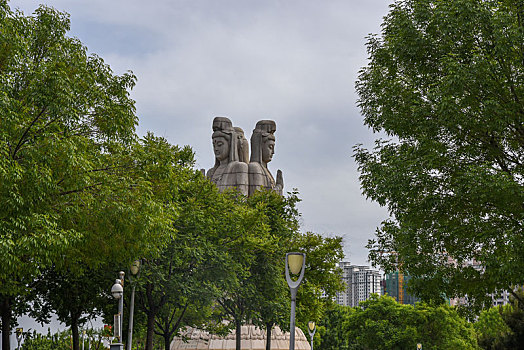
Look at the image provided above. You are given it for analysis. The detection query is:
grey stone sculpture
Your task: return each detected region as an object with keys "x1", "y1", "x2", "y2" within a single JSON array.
[
  {"x1": 234, "y1": 126, "x2": 249, "y2": 164},
  {"x1": 248, "y1": 120, "x2": 284, "y2": 196},
  {"x1": 206, "y1": 117, "x2": 249, "y2": 196}
]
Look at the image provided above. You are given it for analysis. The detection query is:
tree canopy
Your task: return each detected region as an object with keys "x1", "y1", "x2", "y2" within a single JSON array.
[
  {"x1": 475, "y1": 288, "x2": 524, "y2": 349},
  {"x1": 0, "y1": 3, "x2": 172, "y2": 348},
  {"x1": 346, "y1": 295, "x2": 478, "y2": 350},
  {"x1": 316, "y1": 296, "x2": 478, "y2": 350},
  {"x1": 354, "y1": 0, "x2": 524, "y2": 309}
]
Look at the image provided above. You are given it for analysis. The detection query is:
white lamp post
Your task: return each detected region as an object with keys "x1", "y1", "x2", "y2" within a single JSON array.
[
  {"x1": 111, "y1": 272, "x2": 125, "y2": 350},
  {"x1": 285, "y1": 252, "x2": 306, "y2": 350},
  {"x1": 127, "y1": 260, "x2": 140, "y2": 350},
  {"x1": 308, "y1": 321, "x2": 316, "y2": 350}
]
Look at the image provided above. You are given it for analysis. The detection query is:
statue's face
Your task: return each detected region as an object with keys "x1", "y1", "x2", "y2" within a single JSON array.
[
  {"x1": 262, "y1": 139, "x2": 275, "y2": 163},
  {"x1": 213, "y1": 136, "x2": 229, "y2": 161}
]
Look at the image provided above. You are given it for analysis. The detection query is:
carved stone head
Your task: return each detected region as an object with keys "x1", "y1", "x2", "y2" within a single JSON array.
[
  {"x1": 250, "y1": 120, "x2": 276, "y2": 166},
  {"x1": 234, "y1": 127, "x2": 249, "y2": 164},
  {"x1": 211, "y1": 116, "x2": 239, "y2": 165}
]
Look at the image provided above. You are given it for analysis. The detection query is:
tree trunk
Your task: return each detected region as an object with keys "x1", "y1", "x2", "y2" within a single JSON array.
[
  {"x1": 71, "y1": 314, "x2": 80, "y2": 350},
  {"x1": 164, "y1": 332, "x2": 171, "y2": 350},
  {"x1": 1, "y1": 296, "x2": 11, "y2": 350},
  {"x1": 235, "y1": 320, "x2": 242, "y2": 350},
  {"x1": 145, "y1": 311, "x2": 156, "y2": 350},
  {"x1": 265, "y1": 322, "x2": 273, "y2": 350}
]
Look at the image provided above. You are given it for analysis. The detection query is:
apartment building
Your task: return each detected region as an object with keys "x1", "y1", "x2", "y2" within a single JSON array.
[{"x1": 336, "y1": 262, "x2": 382, "y2": 307}]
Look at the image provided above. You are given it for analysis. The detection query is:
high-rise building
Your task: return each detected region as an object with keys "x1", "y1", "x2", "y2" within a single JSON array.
[
  {"x1": 336, "y1": 262, "x2": 382, "y2": 307},
  {"x1": 383, "y1": 271, "x2": 420, "y2": 305}
]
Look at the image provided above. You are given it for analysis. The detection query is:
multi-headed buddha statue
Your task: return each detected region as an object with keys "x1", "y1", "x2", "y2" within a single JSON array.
[{"x1": 206, "y1": 117, "x2": 283, "y2": 197}]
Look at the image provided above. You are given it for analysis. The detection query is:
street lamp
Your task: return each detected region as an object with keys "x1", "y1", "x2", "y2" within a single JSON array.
[
  {"x1": 285, "y1": 252, "x2": 306, "y2": 350},
  {"x1": 111, "y1": 271, "x2": 125, "y2": 350},
  {"x1": 127, "y1": 260, "x2": 140, "y2": 350},
  {"x1": 308, "y1": 321, "x2": 316, "y2": 350},
  {"x1": 15, "y1": 327, "x2": 23, "y2": 350}
]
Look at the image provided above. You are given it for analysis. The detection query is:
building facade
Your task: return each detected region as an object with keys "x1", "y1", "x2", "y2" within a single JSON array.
[
  {"x1": 382, "y1": 271, "x2": 421, "y2": 305},
  {"x1": 336, "y1": 262, "x2": 382, "y2": 307}
]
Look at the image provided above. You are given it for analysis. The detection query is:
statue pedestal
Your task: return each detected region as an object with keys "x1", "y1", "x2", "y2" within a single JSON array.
[{"x1": 170, "y1": 325, "x2": 310, "y2": 350}]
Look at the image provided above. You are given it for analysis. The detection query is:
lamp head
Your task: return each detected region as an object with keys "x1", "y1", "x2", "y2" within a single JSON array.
[
  {"x1": 130, "y1": 260, "x2": 140, "y2": 275},
  {"x1": 308, "y1": 321, "x2": 316, "y2": 332},
  {"x1": 111, "y1": 279, "x2": 123, "y2": 299},
  {"x1": 287, "y1": 252, "x2": 304, "y2": 275}
]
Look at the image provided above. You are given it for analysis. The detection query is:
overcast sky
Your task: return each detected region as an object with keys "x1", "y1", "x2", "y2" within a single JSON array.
[
  {"x1": 8, "y1": 0, "x2": 395, "y2": 344},
  {"x1": 11, "y1": 0, "x2": 394, "y2": 265}
]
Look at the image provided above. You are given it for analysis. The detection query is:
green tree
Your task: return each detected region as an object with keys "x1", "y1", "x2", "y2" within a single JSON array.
[
  {"x1": 344, "y1": 295, "x2": 478, "y2": 349},
  {"x1": 213, "y1": 193, "x2": 272, "y2": 350},
  {"x1": 27, "y1": 134, "x2": 188, "y2": 350},
  {"x1": 294, "y1": 232, "x2": 345, "y2": 329},
  {"x1": 475, "y1": 306, "x2": 511, "y2": 349},
  {"x1": 316, "y1": 303, "x2": 353, "y2": 350},
  {"x1": 354, "y1": 0, "x2": 524, "y2": 310},
  {"x1": 475, "y1": 288, "x2": 524, "y2": 349},
  {"x1": 240, "y1": 191, "x2": 344, "y2": 350},
  {"x1": 0, "y1": 4, "x2": 166, "y2": 349},
  {"x1": 246, "y1": 190, "x2": 300, "y2": 350},
  {"x1": 136, "y1": 178, "x2": 269, "y2": 350},
  {"x1": 21, "y1": 329, "x2": 71, "y2": 350},
  {"x1": 28, "y1": 267, "x2": 114, "y2": 350},
  {"x1": 498, "y1": 294, "x2": 524, "y2": 348}
]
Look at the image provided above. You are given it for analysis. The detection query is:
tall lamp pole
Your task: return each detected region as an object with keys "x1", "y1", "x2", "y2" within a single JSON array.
[
  {"x1": 127, "y1": 260, "x2": 140, "y2": 350},
  {"x1": 111, "y1": 271, "x2": 125, "y2": 350},
  {"x1": 285, "y1": 252, "x2": 306, "y2": 350},
  {"x1": 308, "y1": 321, "x2": 316, "y2": 350}
]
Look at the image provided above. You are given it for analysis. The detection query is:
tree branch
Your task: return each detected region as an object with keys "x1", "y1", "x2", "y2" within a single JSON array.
[
  {"x1": 58, "y1": 182, "x2": 103, "y2": 196},
  {"x1": 170, "y1": 303, "x2": 188, "y2": 336},
  {"x1": 509, "y1": 289, "x2": 524, "y2": 310},
  {"x1": 12, "y1": 106, "x2": 47, "y2": 158}
]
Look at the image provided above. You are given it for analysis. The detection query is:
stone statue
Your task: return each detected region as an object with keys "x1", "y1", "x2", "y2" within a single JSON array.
[
  {"x1": 234, "y1": 126, "x2": 249, "y2": 164},
  {"x1": 206, "y1": 117, "x2": 249, "y2": 196},
  {"x1": 248, "y1": 120, "x2": 284, "y2": 196}
]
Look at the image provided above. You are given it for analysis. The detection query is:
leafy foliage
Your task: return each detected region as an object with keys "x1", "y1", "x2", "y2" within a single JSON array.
[
  {"x1": 354, "y1": 0, "x2": 524, "y2": 309},
  {"x1": 316, "y1": 303, "x2": 353, "y2": 350},
  {"x1": 0, "y1": 3, "x2": 174, "y2": 349},
  {"x1": 21, "y1": 328, "x2": 107, "y2": 350},
  {"x1": 475, "y1": 288, "x2": 524, "y2": 349},
  {"x1": 134, "y1": 170, "x2": 267, "y2": 350},
  {"x1": 294, "y1": 231, "x2": 345, "y2": 328},
  {"x1": 317, "y1": 296, "x2": 478, "y2": 350},
  {"x1": 21, "y1": 329, "x2": 72, "y2": 350}
]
